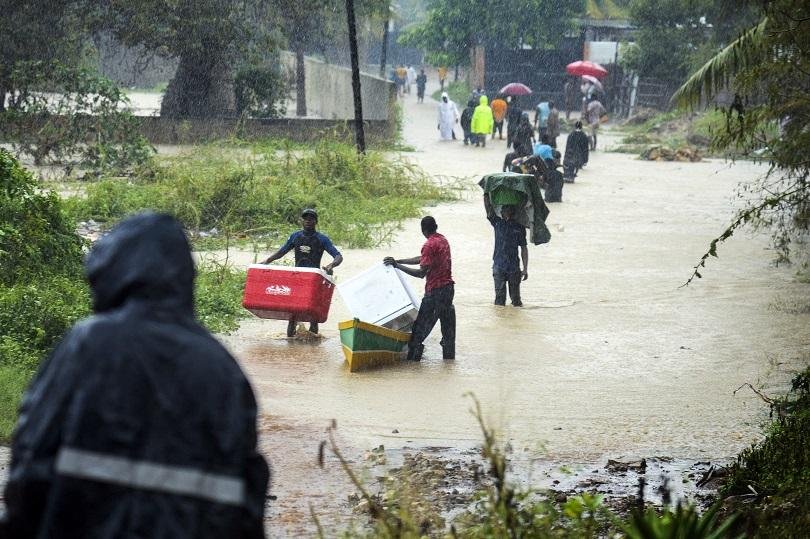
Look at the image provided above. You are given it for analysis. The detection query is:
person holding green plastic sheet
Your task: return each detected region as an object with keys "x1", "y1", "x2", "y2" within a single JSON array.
[{"x1": 483, "y1": 197, "x2": 528, "y2": 307}]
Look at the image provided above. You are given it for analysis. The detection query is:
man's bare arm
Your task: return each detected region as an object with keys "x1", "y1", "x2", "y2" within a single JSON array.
[{"x1": 521, "y1": 245, "x2": 529, "y2": 281}]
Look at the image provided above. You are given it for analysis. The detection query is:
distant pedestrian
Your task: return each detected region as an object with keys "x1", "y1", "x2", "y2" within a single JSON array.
[
  {"x1": 396, "y1": 64, "x2": 407, "y2": 96},
  {"x1": 544, "y1": 157, "x2": 564, "y2": 203},
  {"x1": 506, "y1": 96, "x2": 523, "y2": 148},
  {"x1": 406, "y1": 65, "x2": 417, "y2": 95},
  {"x1": 563, "y1": 79, "x2": 576, "y2": 120},
  {"x1": 502, "y1": 112, "x2": 534, "y2": 171},
  {"x1": 384, "y1": 216, "x2": 455, "y2": 360},
  {"x1": 416, "y1": 69, "x2": 427, "y2": 103},
  {"x1": 438, "y1": 66, "x2": 448, "y2": 91},
  {"x1": 586, "y1": 98, "x2": 607, "y2": 150},
  {"x1": 460, "y1": 98, "x2": 476, "y2": 146},
  {"x1": 563, "y1": 120, "x2": 590, "y2": 181},
  {"x1": 547, "y1": 101, "x2": 560, "y2": 148},
  {"x1": 262, "y1": 208, "x2": 343, "y2": 336},
  {"x1": 0, "y1": 213, "x2": 270, "y2": 538},
  {"x1": 534, "y1": 98, "x2": 550, "y2": 138},
  {"x1": 437, "y1": 92, "x2": 459, "y2": 140},
  {"x1": 490, "y1": 95, "x2": 508, "y2": 140},
  {"x1": 471, "y1": 95, "x2": 494, "y2": 148},
  {"x1": 483, "y1": 199, "x2": 528, "y2": 307}
]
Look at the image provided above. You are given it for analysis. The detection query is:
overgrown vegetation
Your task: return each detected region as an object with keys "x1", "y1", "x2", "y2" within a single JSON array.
[
  {"x1": 68, "y1": 138, "x2": 458, "y2": 249},
  {"x1": 612, "y1": 108, "x2": 758, "y2": 156},
  {"x1": 721, "y1": 367, "x2": 810, "y2": 537},
  {"x1": 321, "y1": 394, "x2": 740, "y2": 538},
  {"x1": 0, "y1": 149, "x2": 260, "y2": 441},
  {"x1": 430, "y1": 80, "x2": 471, "y2": 108},
  {"x1": 1, "y1": 61, "x2": 154, "y2": 174},
  {"x1": 673, "y1": 0, "x2": 809, "y2": 277}
]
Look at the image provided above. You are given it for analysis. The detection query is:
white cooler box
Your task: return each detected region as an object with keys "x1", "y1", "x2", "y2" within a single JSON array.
[{"x1": 338, "y1": 263, "x2": 421, "y2": 331}]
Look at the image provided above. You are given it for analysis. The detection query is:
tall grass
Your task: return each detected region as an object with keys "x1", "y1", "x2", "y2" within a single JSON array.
[{"x1": 69, "y1": 139, "x2": 457, "y2": 249}]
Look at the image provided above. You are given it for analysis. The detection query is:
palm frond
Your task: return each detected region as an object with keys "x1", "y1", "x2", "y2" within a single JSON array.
[{"x1": 672, "y1": 16, "x2": 769, "y2": 109}]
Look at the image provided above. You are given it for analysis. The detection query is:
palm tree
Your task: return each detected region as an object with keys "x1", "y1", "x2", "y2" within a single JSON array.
[{"x1": 672, "y1": 1, "x2": 810, "y2": 283}]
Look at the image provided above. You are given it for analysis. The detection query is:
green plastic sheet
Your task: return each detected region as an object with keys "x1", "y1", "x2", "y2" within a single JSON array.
[{"x1": 478, "y1": 172, "x2": 551, "y2": 245}]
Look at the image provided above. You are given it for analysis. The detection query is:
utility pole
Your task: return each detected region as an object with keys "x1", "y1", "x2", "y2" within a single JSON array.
[
  {"x1": 379, "y1": 15, "x2": 390, "y2": 79},
  {"x1": 345, "y1": 0, "x2": 366, "y2": 153}
]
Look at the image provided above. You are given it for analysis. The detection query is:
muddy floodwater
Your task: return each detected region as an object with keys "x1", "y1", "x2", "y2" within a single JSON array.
[{"x1": 208, "y1": 85, "x2": 810, "y2": 535}]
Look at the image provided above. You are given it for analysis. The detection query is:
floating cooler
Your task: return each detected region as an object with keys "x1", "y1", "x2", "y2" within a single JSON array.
[
  {"x1": 242, "y1": 264, "x2": 336, "y2": 322},
  {"x1": 338, "y1": 263, "x2": 421, "y2": 331}
]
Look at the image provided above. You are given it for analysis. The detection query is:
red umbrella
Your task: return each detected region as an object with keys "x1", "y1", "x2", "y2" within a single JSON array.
[
  {"x1": 566, "y1": 61, "x2": 608, "y2": 79},
  {"x1": 498, "y1": 82, "x2": 532, "y2": 96}
]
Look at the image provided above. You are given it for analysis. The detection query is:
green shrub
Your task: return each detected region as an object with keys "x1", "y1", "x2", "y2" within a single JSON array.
[
  {"x1": 195, "y1": 264, "x2": 249, "y2": 334},
  {"x1": 723, "y1": 368, "x2": 810, "y2": 537},
  {"x1": 0, "y1": 276, "x2": 91, "y2": 371},
  {"x1": 3, "y1": 60, "x2": 154, "y2": 174},
  {"x1": 0, "y1": 364, "x2": 33, "y2": 443},
  {"x1": 234, "y1": 63, "x2": 287, "y2": 119},
  {"x1": 431, "y1": 79, "x2": 471, "y2": 106},
  {"x1": 70, "y1": 139, "x2": 458, "y2": 248},
  {"x1": 0, "y1": 149, "x2": 85, "y2": 284}
]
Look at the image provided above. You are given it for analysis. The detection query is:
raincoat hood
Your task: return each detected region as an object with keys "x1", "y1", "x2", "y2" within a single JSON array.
[
  {"x1": 441, "y1": 91, "x2": 449, "y2": 101},
  {"x1": 479, "y1": 95, "x2": 488, "y2": 106},
  {"x1": 85, "y1": 212, "x2": 195, "y2": 315}
]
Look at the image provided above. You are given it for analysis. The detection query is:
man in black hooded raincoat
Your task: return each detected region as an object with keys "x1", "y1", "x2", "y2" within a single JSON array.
[{"x1": 0, "y1": 213, "x2": 270, "y2": 538}]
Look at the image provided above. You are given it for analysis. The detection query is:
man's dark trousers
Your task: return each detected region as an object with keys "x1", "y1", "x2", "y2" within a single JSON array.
[
  {"x1": 408, "y1": 284, "x2": 455, "y2": 360},
  {"x1": 494, "y1": 271, "x2": 522, "y2": 306}
]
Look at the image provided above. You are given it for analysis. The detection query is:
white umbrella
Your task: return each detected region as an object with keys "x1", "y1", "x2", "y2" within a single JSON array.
[{"x1": 582, "y1": 75, "x2": 604, "y2": 93}]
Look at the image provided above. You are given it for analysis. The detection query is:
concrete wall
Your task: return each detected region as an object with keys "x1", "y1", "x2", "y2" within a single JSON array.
[
  {"x1": 0, "y1": 115, "x2": 394, "y2": 146},
  {"x1": 280, "y1": 51, "x2": 396, "y2": 121},
  {"x1": 137, "y1": 117, "x2": 393, "y2": 145}
]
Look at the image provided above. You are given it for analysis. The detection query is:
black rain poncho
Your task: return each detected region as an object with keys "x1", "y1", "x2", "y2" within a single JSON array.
[{"x1": 0, "y1": 213, "x2": 269, "y2": 538}]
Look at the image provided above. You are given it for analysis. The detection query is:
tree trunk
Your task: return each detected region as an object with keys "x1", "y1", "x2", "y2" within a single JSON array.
[
  {"x1": 454, "y1": 64, "x2": 459, "y2": 82},
  {"x1": 295, "y1": 47, "x2": 307, "y2": 117},
  {"x1": 345, "y1": 0, "x2": 365, "y2": 154},
  {"x1": 379, "y1": 17, "x2": 389, "y2": 79},
  {"x1": 161, "y1": 54, "x2": 235, "y2": 118}
]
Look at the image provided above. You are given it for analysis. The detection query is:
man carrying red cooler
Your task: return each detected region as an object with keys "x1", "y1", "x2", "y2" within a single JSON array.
[
  {"x1": 262, "y1": 208, "x2": 343, "y2": 336},
  {"x1": 383, "y1": 216, "x2": 455, "y2": 361}
]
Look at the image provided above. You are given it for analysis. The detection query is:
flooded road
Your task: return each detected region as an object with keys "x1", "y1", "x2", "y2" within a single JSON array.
[{"x1": 215, "y1": 85, "x2": 810, "y2": 534}]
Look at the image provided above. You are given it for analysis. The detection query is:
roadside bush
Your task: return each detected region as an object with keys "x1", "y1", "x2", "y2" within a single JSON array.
[
  {"x1": 0, "y1": 364, "x2": 32, "y2": 442},
  {"x1": 69, "y1": 139, "x2": 458, "y2": 248},
  {"x1": 2, "y1": 60, "x2": 154, "y2": 174},
  {"x1": 0, "y1": 149, "x2": 85, "y2": 284},
  {"x1": 723, "y1": 367, "x2": 810, "y2": 537},
  {"x1": 195, "y1": 265, "x2": 248, "y2": 334},
  {"x1": 234, "y1": 63, "x2": 287, "y2": 119}
]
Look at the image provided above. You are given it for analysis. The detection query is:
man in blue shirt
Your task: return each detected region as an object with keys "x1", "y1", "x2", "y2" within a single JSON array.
[
  {"x1": 483, "y1": 197, "x2": 528, "y2": 307},
  {"x1": 262, "y1": 208, "x2": 343, "y2": 336},
  {"x1": 534, "y1": 98, "x2": 550, "y2": 138}
]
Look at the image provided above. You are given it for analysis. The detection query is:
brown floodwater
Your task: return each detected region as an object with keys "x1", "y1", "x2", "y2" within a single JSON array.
[{"x1": 209, "y1": 87, "x2": 810, "y2": 536}]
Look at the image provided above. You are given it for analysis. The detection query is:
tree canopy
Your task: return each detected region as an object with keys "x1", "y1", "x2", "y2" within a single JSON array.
[
  {"x1": 622, "y1": 0, "x2": 760, "y2": 81},
  {"x1": 399, "y1": 0, "x2": 584, "y2": 67}
]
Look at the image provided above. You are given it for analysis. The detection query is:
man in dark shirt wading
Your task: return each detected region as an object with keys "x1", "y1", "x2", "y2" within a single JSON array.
[
  {"x1": 384, "y1": 216, "x2": 455, "y2": 361},
  {"x1": 484, "y1": 197, "x2": 528, "y2": 306},
  {"x1": 262, "y1": 208, "x2": 343, "y2": 336}
]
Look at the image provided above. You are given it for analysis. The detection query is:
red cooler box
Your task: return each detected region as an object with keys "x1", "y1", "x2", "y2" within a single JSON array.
[{"x1": 243, "y1": 264, "x2": 336, "y2": 322}]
